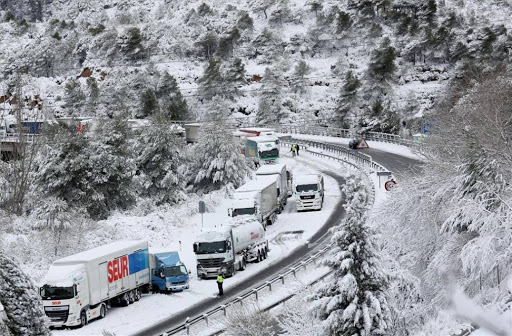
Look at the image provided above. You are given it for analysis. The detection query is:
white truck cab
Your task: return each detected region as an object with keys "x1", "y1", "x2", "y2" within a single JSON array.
[{"x1": 294, "y1": 174, "x2": 324, "y2": 211}]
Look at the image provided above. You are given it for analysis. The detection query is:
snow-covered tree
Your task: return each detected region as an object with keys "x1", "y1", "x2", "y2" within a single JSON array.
[
  {"x1": 368, "y1": 37, "x2": 396, "y2": 82},
  {"x1": 0, "y1": 252, "x2": 50, "y2": 336},
  {"x1": 64, "y1": 79, "x2": 85, "y2": 115},
  {"x1": 223, "y1": 58, "x2": 246, "y2": 100},
  {"x1": 313, "y1": 172, "x2": 391, "y2": 336},
  {"x1": 291, "y1": 60, "x2": 311, "y2": 94},
  {"x1": 198, "y1": 58, "x2": 225, "y2": 100},
  {"x1": 185, "y1": 98, "x2": 250, "y2": 194},
  {"x1": 157, "y1": 71, "x2": 190, "y2": 120},
  {"x1": 256, "y1": 67, "x2": 285, "y2": 124},
  {"x1": 135, "y1": 115, "x2": 186, "y2": 205},
  {"x1": 336, "y1": 70, "x2": 360, "y2": 127}
]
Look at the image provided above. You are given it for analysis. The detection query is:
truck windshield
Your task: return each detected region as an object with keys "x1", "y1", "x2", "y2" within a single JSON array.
[
  {"x1": 164, "y1": 265, "x2": 188, "y2": 277},
  {"x1": 296, "y1": 184, "x2": 318, "y2": 192},
  {"x1": 232, "y1": 208, "x2": 255, "y2": 216},
  {"x1": 40, "y1": 285, "x2": 74, "y2": 300},
  {"x1": 259, "y1": 148, "x2": 278, "y2": 158},
  {"x1": 196, "y1": 241, "x2": 226, "y2": 254}
]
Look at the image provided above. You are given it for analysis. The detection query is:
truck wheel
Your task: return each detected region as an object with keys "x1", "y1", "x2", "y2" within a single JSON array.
[
  {"x1": 263, "y1": 249, "x2": 267, "y2": 260},
  {"x1": 128, "y1": 290, "x2": 135, "y2": 304},
  {"x1": 240, "y1": 259, "x2": 246, "y2": 271},
  {"x1": 121, "y1": 293, "x2": 130, "y2": 306},
  {"x1": 256, "y1": 251, "x2": 261, "y2": 263},
  {"x1": 99, "y1": 304, "x2": 106, "y2": 319},
  {"x1": 80, "y1": 311, "x2": 87, "y2": 327},
  {"x1": 136, "y1": 289, "x2": 142, "y2": 301}
]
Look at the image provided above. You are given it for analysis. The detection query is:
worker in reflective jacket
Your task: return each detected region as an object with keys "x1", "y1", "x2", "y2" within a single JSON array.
[{"x1": 217, "y1": 273, "x2": 224, "y2": 296}]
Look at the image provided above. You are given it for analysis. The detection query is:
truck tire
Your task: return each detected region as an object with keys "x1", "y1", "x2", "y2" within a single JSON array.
[
  {"x1": 240, "y1": 258, "x2": 246, "y2": 271},
  {"x1": 135, "y1": 289, "x2": 142, "y2": 301},
  {"x1": 80, "y1": 311, "x2": 87, "y2": 327},
  {"x1": 121, "y1": 293, "x2": 130, "y2": 306},
  {"x1": 256, "y1": 251, "x2": 261, "y2": 263},
  {"x1": 128, "y1": 290, "x2": 135, "y2": 304},
  {"x1": 263, "y1": 249, "x2": 268, "y2": 260},
  {"x1": 99, "y1": 304, "x2": 106, "y2": 319}
]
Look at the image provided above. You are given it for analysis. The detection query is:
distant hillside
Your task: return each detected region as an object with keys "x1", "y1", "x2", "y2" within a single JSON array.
[{"x1": 0, "y1": 0, "x2": 511, "y2": 136}]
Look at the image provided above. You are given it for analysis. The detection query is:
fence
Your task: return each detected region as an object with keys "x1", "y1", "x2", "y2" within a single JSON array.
[{"x1": 160, "y1": 241, "x2": 335, "y2": 336}]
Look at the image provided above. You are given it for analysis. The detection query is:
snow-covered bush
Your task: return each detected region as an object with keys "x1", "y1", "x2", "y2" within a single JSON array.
[{"x1": 222, "y1": 301, "x2": 273, "y2": 336}]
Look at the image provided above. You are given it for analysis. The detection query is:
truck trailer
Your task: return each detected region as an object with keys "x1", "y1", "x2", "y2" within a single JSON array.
[
  {"x1": 150, "y1": 251, "x2": 190, "y2": 292},
  {"x1": 39, "y1": 240, "x2": 150, "y2": 328},
  {"x1": 294, "y1": 174, "x2": 325, "y2": 211},
  {"x1": 244, "y1": 136, "x2": 279, "y2": 165},
  {"x1": 228, "y1": 176, "x2": 279, "y2": 228},
  {"x1": 255, "y1": 163, "x2": 292, "y2": 212},
  {"x1": 194, "y1": 218, "x2": 268, "y2": 278}
]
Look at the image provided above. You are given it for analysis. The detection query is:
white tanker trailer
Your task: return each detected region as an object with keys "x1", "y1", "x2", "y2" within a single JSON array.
[{"x1": 193, "y1": 219, "x2": 268, "y2": 278}]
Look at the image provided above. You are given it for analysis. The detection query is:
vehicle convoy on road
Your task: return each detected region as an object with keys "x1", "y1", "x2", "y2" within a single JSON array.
[
  {"x1": 255, "y1": 163, "x2": 292, "y2": 212},
  {"x1": 294, "y1": 174, "x2": 325, "y2": 211},
  {"x1": 228, "y1": 176, "x2": 279, "y2": 228},
  {"x1": 244, "y1": 135, "x2": 280, "y2": 165},
  {"x1": 150, "y1": 251, "x2": 190, "y2": 293},
  {"x1": 193, "y1": 218, "x2": 268, "y2": 278}
]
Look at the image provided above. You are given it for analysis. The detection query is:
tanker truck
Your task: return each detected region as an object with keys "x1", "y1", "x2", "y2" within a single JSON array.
[
  {"x1": 193, "y1": 218, "x2": 268, "y2": 278},
  {"x1": 228, "y1": 176, "x2": 278, "y2": 228},
  {"x1": 39, "y1": 240, "x2": 150, "y2": 328}
]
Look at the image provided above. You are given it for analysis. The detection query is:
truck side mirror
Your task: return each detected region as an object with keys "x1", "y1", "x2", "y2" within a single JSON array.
[
  {"x1": 227, "y1": 208, "x2": 233, "y2": 217},
  {"x1": 188, "y1": 270, "x2": 191, "y2": 275},
  {"x1": 193, "y1": 243, "x2": 198, "y2": 253}
]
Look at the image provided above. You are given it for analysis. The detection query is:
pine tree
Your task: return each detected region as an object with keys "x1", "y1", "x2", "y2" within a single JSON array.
[
  {"x1": 64, "y1": 79, "x2": 85, "y2": 115},
  {"x1": 198, "y1": 58, "x2": 225, "y2": 100},
  {"x1": 157, "y1": 72, "x2": 189, "y2": 120},
  {"x1": 313, "y1": 172, "x2": 391, "y2": 336},
  {"x1": 252, "y1": 28, "x2": 283, "y2": 64},
  {"x1": 257, "y1": 67, "x2": 285, "y2": 124},
  {"x1": 0, "y1": 252, "x2": 51, "y2": 336},
  {"x1": 137, "y1": 89, "x2": 159, "y2": 119},
  {"x1": 88, "y1": 116, "x2": 135, "y2": 218},
  {"x1": 86, "y1": 77, "x2": 100, "y2": 114},
  {"x1": 186, "y1": 99, "x2": 249, "y2": 193},
  {"x1": 368, "y1": 37, "x2": 396, "y2": 82},
  {"x1": 336, "y1": 70, "x2": 360, "y2": 127},
  {"x1": 291, "y1": 60, "x2": 311, "y2": 94},
  {"x1": 135, "y1": 114, "x2": 186, "y2": 205},
  {"x1": 224, "y1": 58, "x2": 246, "y2": 100}
]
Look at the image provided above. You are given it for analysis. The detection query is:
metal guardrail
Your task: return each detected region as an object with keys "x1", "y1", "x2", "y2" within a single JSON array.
[
  {"x1": 159, "y1": 137, "x2": 382, "y2": 336},
  {"x1": 160, "y1": 242, "x2": 336, "y2": 336},
  {"x1": 0, "y1": 133, "x2": 37, "y2": 143}
]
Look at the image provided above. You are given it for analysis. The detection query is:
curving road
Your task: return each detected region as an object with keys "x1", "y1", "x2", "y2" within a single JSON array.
[{"x1": 132, "y1": 144, "x2": 423, "y2": 336}]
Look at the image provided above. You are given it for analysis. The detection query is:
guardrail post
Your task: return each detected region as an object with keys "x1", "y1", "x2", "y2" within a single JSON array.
[
  {"x1": 185, "y1": 323, "x2": 190, "y2": 335},
  {"x1": 203, "y1": 314, "x2": 208, "y2": 326},
  {"x1": 221, "y1": 304, "x2": 227, "y2": 316},
  {"x1": 292, "y1": 268, "x2": 296, "y2": 278},
  {"x1": 253, "y1": 289, "x2": 258, "y2": 301},
  {"x1": 280, "y1": 274, "x2": 285, "y2": 284},
  {"x1": 266, "y1": 281, "x2": 272, "y2": 292},
  {"x1": 238, "y1": 296, "x2": 244, "y2": 306}
]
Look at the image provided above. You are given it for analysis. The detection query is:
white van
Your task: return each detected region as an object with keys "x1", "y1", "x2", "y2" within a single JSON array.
[{"x1": 294, "y1": 174, "x2": 324, "y2": 211}]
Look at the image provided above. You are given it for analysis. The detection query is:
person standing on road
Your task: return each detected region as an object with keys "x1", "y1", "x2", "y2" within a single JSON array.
[
  {"x1": 217, "y1": 273, "x2": 224, "y2": 296},
  {"x1": 291, "y1": 144, "x2": 296, "y2": 157},
  {"x1": 296, "y1": 144, "x2": 300, "y2": 156}
]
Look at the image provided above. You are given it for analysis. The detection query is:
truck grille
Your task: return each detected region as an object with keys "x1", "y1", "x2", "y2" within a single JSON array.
[
  {"x1": 44, "y1": 306, "x2": 69, "y2": 322},
  {"x1": 172, "y1": 281, "x2": 186, "y2": 285},
  {"x1": 197, "y1": 258, "x2": 224, "y2": 268},
  {"x1": 300, "y1": 195, "x2": 315, "y2": 200}
]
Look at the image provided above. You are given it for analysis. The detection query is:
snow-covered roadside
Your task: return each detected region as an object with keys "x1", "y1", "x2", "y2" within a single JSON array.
[
  {"x1": 278, "y1": 133, "x2": 423, "y2": 161},
  {"x1": 52, "y1": 156, "x2": 343, "y2": 336}
]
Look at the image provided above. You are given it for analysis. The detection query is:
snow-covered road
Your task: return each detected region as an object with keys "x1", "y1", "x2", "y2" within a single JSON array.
[{"x1": 52, "y1": 155, "x2": 343, "y2": 336}]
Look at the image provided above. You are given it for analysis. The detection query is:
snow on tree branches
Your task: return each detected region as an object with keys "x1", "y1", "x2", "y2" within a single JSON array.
[
  {"x1": 313, "y1": 172, "x2": 390, "y2": 336},
  {"x1": 0, "y1": 252, "x2": 50, "y2": 336}
]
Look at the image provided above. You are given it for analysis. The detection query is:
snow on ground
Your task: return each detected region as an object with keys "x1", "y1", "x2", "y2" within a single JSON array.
[{"x1": 52, "y1": 155, "x2": 343, "y2": 336}]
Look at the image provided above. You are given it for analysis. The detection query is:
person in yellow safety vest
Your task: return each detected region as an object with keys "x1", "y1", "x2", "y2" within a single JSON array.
[
  {"x1": 291, "y1": 144, "x2": 296, "y2": 157},
  {"x1": 217, "y1": 273, "x2": 224, "y2": 296}
]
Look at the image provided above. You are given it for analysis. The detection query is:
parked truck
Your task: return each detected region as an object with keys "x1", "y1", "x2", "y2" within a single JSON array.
[
  {"x1": 150, "y1": 251, "x2": 190, "y2": 292},
  {"x1": 39, "y1": 240, "x2": 151, "y2": 328},
  {"x1": 194, "y1": 218, "x2": 268, "y2": 278},
  {"x1": 244, "y1": 136, "x2": 279, "y2": 165},
  {"x1": 228, "y1": 176, "x2": 279, "y2": 228},
  {"x1": 255, "y1": 163, "x2": 292, "y2": 212},
  {"x1": 294, "y1": 174, "x2": 325, "y2": 211}
]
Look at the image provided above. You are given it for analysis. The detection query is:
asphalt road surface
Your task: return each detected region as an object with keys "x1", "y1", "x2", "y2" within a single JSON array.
[{"x1": 132, "y1": 146, "x2": 423, "y2": 336}]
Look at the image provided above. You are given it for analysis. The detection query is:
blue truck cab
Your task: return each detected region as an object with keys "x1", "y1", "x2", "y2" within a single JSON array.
[{"x1": 150, "y1": 252, "x2": 190, "y2": 292}]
